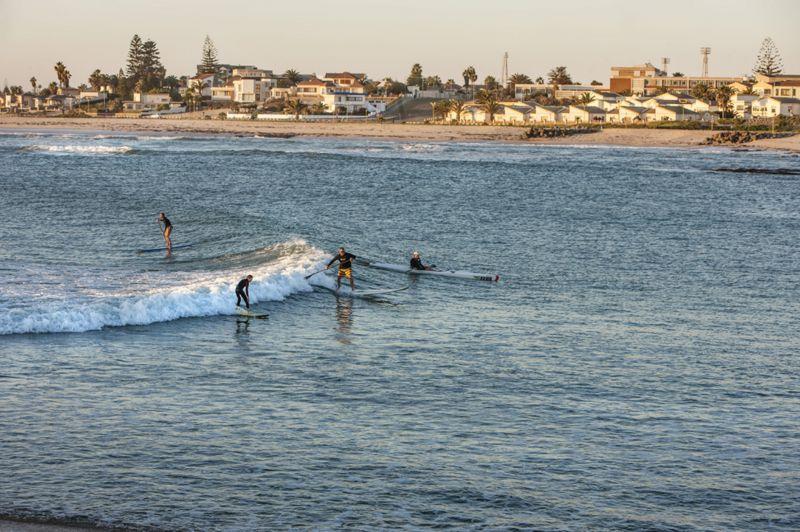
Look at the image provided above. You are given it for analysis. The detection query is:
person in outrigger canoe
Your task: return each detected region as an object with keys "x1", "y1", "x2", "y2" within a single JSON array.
[
  {"x1": 235, "y1": 275, "x2": 253, "y2": 309},
  {"x1": 410, "y1": 251, "x2": 433, "y2": 271},
  {"x1": 327, "y1": 247, "x2": 356, "y2": 291}
]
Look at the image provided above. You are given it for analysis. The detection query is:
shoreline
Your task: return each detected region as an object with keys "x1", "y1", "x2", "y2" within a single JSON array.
[
  {"x1": 0, "y1": 518, "x2": 105, "y2": 532},
  {"x1": 1, "y1": 116, "x2": 798, "y2": 152}
]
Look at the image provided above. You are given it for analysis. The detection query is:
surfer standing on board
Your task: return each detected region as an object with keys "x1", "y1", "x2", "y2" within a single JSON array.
[
  {"x1": 157, "y1": 212, "x2": 172, "y2": 252},
  {"x1": 327, "y1": 247, "x2": 356, "y2": 291},
  {"x1": 236, "y1": 275, "x2": 253, "y2": 309}
]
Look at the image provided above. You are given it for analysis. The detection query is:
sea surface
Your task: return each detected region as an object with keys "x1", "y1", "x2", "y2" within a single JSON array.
[{"x1": 1, "y1": 129, "x2": 798, "y2": 530}]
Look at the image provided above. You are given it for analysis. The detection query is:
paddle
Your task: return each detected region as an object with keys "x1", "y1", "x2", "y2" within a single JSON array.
[{"x1": 304, "y1": 267, "x2": 329, "y2": 280}]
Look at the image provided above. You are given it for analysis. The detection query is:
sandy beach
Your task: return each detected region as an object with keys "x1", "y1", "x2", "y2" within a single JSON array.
[{"x1": 2, "y1": 116, "x2": 798, "y2": 151}]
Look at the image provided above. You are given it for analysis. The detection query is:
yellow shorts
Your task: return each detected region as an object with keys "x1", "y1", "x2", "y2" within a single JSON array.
[{"x1": 338, "y1": 268, "x2": 352, "y2": 279}]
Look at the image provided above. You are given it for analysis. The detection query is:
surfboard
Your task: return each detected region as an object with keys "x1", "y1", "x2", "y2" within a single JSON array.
[
  {"x1": 315, "y1": 284, "x2": 408, "y2": 298},
  {"x1": 137, "y1": 243, "x2": 193, "y2": 254},
  {"x1": 362, "y1": 260, "x2": 499, "y2": 282},
  {"x1": 236, "y1": 308, "x2": 268, "y2": 318}
]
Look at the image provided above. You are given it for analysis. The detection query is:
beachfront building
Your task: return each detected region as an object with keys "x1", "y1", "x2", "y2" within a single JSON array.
[
  {"x1": 752, "y1": 74, "x2": 800, "y2": 98},
  {"x1": 295, "y1": 75, "x2": 377, "y2": 114},
  {"x1": 229, "y1": 68, "x2": 277, "y2": 105},
  {"x1": 588, "y1": 91, "x2": 624, "y2": 110},
  {"x1": 530, "y1": 105, "x2": 566, "y2": 123},
  {"x1": 750, "y1": 96, "x2": 800, "y2": 117},
  {"x1": 650, "y1": 104, "x2": 701, "y2": 121},
  {"x1": 188, "y1": 73, "x2": 215, "y2": 98},
  {"x1": 618, "y1": 105, "x2": 649, "y2": 122},
  {"x1": 564, "y1": 105, "x2": 607, "y2": 123},
  {"x1": 211, "y1": 85, "x2": 234, "y2": 102},
  {"x1": 730, "y1": 93, "x2": 759, "y2": 119},
  {"x1": 494, "y1": 102, "x2": 534, "y2": 124},
  {"x1": 124, "y1": 92, "x2": 172, "y2": 112}
]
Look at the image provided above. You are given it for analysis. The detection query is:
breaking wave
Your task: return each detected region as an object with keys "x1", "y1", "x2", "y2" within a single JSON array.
[
  {"x1": 20, "y1": 144, "x2": 136, "y2": 155},
  {"x1": 0, "y1": 239, "x2": 327, "y2": 335}
]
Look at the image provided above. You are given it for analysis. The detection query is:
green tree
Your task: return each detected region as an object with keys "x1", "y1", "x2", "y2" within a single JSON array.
[
  {"x1": 449, "y1": 99, "x2": 466, "y2": 123},
  {"x1": 48, "y1": 81, "x2": 58, "y2": 94},
  {"x1": 462, "y1": 66, "x2": 477, "y2": 88},
  {"x1": 547, "y1": 66, "x2": 572, "y2": 85},
  {"x1": 88, "y1": 69, "x2": 103, "y2": 91},
  {"x1": 483, "y1": 75, "x2": 498, "y2": 91},
  {"x1": 140, "y1": 39, "x2": 165, "y2": 90},
  {"x1": 284, "y1": 98, "x2": 308, "y2": 119},
  {"x1": 54, "y1": 61, "x2": 71, "y2": 88},
  {"x1": 753, "y1": 37, "x2": 783, "y2": 76},
  {"x1": 577, "y1": 92, "x2": 596, "y2": 109},
  {"x1": 716, "y1": 85, "x2": 734, "y2": 118},
  {"x1": 672, "y1": 72, "x2": 684, "y2": 77},
  {"x1": 691, "y1": 82, "x2": 711, "y2": 100},
  {"x1": 29, "y1": 76, "x2": 37, "y2": 93},
  {"x1": 476, "y1": 90, "x2": 501, "y2": 123},
  {"x1": 309, "y1": 102, "x2": 327, "y2": 115},
  {"x1": 200, "y1": 35, "x2": 218, "y2": 74},
  {"x1": 126, "y1": 35, "x2": 144, "y2": 80},
  {"x1": 424, "y1": 75, "x2": 442, "y2": 89},
  {"x1": 283, "y1": 69, "x2": 302, "y2": 85},
  {"x1": 508, "y1": 73, "x2": 532, "y2": 91},
  {"x1": 535, "y1": 76, "x2": 544, "y2": 84},
  {"x1": 407, "y1": 63, "x2": 423, "y2": 88}
]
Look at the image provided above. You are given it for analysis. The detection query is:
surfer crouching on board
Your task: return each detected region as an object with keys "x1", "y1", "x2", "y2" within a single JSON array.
[
  {"x1": 410, "y1": 251, "x2": 433, "y2": 271},
  {"x1": 158, "y1": 212, "x2": 172, "y2": 252},
  {"x1": 236, "y1": 275, "x2": 253, "y2": 309},
  {"x1": 327, "y1": 247, "x2": 356, "y2": 291}
]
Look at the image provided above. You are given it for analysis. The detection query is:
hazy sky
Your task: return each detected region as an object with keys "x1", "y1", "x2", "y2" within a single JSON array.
[{"x1": 1, "y1": 0, "x2": 798, "y2": 88}]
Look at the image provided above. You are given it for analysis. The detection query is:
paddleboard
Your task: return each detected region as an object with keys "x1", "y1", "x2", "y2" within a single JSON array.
[
  {"x1": 363, "y1": 260, "x2": 499, "y2": 282},
  {"x1": 236, "y1": 308, "x2": 268, "y2": 318},
  {"x1": 315, "y1": 284, "x2": 408, "y2": 298},
  {"x1": 137, "y1": 243, "x2": 193, "y2": 254}
]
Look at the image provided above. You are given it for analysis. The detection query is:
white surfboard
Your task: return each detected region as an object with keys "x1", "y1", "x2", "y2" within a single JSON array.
[
  {"x1": 137, "y1": 243, "x2": 194, "y2": 253},
  {"x1": 236, "y1": 308, "x2": 268, "y2": 318},
  {"x1": 363, "y1": 260, "x2": 499, "y2": 282},
  {"x1": 315, "y1": 284, "x2": 408, "y2": 298}
]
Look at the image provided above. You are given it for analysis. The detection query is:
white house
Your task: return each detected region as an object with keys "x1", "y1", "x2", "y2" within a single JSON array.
[
  {"x1": 494, "y1": 102, "x2": 533, "y2": 124},
  {"x1": 730, "y1": 93, "x2": 759, "y2": 119},
  {"x1": 211, "y1": 84, "x2": 234, "y2": 102},
  {"x1": 124, "y1": 92, "x2": 171, "y2": 111},
  {"x1": 565, "y1": 105, "x2": 607, "y2": 123},
  {"x1": 650, "y1": 104, "x2": 700, "y2": 121},
  {"x1": 618, "y1": 105, "x2": 649, "y2": 122},
  {"x1": 188, "y1": 73, "x2": 215, "y2": 97},
  {"x1": 750, "y1": 96, "x2": 800, "y2": 117},
  {"x1": 530, "y1": 105, "x2": 566, "y2": 123},
  {"x1": 295, "y1": 76, "x2": 376, "y2": 114}
]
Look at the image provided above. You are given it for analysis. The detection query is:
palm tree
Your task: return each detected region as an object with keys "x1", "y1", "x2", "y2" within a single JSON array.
[
  {"x1": 88, "y1": 69, "x2": 104, "y2": 91},
  {"x1": 184, "y1": 86, "x2": 201, "y2": 112},
  {"x1": 29, "y1": 76, "x2": 37, "y2": 94},
  {"x1": 309, "y1": 102, "x2": 326, "y2": 115},
  {"x1": 449, "y1": 99, "x2": 466, "y2": 123},
  {"x1": 433, "y1": 100, "x2": 450, "y2": 122},
  {"x1": 716, "y1": 85, "x2": 734, "y2": 118},
  {"x1": 476, "y1": 90, "x2": 501, "y2": 124},
  {"x1": 54, "y1": 62, "x2": 67, "y2": 88},
  {"x1": 48, "y1": 81, "x2": 58, "y2": 94},
  {"x1": 284, "y1": 98, "x2": 308, "y2": 120},
  {"x1": 577, "y1": 92, "x2": 596, "y2": 109},
  {"x1": 284, "y1": 69, "x2": 302, "y2": 85}
]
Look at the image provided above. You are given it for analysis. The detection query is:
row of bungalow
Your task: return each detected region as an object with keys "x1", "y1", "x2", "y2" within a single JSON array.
[{"x1": 451, "y1": 91, "x2": 717, "y2": 124}]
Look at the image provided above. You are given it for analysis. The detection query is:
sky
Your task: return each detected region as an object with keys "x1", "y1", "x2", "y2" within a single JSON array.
[{"x1": 1, "y1": 0, "x2": 799, "y2": 89}]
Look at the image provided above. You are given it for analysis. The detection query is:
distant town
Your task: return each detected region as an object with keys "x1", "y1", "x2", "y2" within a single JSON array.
[{"x1": 1, "y1": 35, "x2": 798, "y2": 125}]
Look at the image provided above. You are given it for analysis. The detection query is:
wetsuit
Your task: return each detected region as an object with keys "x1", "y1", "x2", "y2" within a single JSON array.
[
  {"x1": 236, "y1": 277, "x2": 251, "y2": 308},
  {"x1": 161, "y1": 216, "x2": 172, "y2": 230},
  {"x1": 328, "y1": 252, "x2": 356, "y2": 278},
  {"x1": 410, "y1": 257, "x2": 426, "y2": 270}
]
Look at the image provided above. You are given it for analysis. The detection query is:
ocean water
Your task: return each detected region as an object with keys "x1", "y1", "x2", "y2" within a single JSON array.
[{"x1": 1, "y1": 129, "x2": 799, "y2": 530}]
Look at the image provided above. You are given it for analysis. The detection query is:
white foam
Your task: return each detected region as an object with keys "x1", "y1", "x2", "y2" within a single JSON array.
[
  {"x1": 23, "y1": 144, "x2": 135, "y2": 154},
  {"x1": 0, "y1": 240, "x2": 327, "y2": 335}
]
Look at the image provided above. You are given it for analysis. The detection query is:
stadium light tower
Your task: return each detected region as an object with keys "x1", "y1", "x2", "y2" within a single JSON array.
[
  {"x1": 501, "y1": 51, "x2": 509, "y2": 87},
  {"x1": 661, "y1": 57, "x2": 670, "y2": 76},
  {"x1": 700, "y1": 47, "x2": 711, "y2": 77}
]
